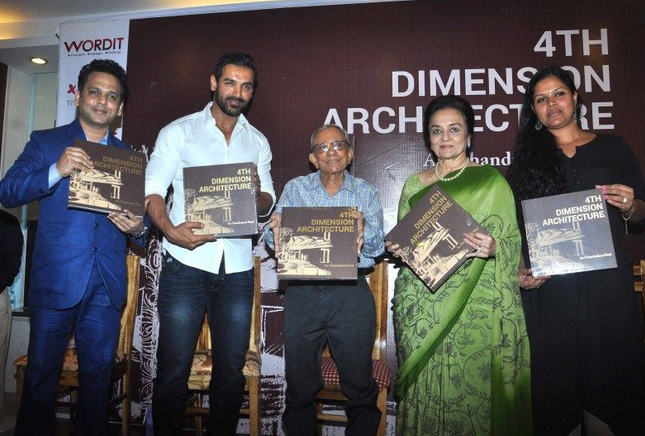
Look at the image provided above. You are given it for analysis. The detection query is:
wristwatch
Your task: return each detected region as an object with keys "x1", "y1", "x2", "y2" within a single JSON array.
[{"x1": 134, "y1": 225, "x2": 148, "y2": 238}]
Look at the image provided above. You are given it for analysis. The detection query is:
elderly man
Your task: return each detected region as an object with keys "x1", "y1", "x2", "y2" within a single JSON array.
[{"x1": 265, "y1": 124, "x2": 384, "y2": 436}]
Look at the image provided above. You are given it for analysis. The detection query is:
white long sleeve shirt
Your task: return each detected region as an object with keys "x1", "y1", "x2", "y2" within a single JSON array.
[{"x1": 145, "y1": 102, "x2": 275, "y2": 274}]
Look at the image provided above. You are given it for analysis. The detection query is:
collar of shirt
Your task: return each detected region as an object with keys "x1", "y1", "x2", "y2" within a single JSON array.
[
  {"x1": 308, "y1": 170, "x2": 356, "y2": 194},
  {"x1": 203, "y1": 102, "x2": 249, "y2": 140}
]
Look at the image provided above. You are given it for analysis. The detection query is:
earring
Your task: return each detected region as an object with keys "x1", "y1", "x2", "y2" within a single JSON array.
[
  {"x1": 534, "y1": 121, "x2": 543, "y2": 130},
  {"x1": 467, "y1": 138, "x2": 471, "y2": 149},
  {"x1": 574, "y1": 110, "x2": 578, "y2": 123}
]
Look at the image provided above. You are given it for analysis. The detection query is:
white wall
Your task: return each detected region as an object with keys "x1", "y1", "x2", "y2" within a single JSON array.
[{"x1": 2, "y1": 69, "x2": 58, "y2": 394}]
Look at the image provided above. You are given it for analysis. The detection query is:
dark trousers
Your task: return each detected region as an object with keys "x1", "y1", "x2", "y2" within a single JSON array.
[
  {"x1": 282, "y1": 275, "x2": 381, "y2": 436},
  {"x1": 15, "y1": 261, "x2": 121, "y2": 436},
  {"x1": 152, "y1": 254, "x2": 254, "y2": 436}
]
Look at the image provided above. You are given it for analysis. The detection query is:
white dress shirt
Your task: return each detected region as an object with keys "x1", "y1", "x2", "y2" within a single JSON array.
[{"x1": 145, "y1": 102, "x2": 275, "y2": 274}]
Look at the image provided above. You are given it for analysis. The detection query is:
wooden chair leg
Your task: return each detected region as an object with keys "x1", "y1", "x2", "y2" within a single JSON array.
[
  {"x1": 194, "y1": 395, "x2": 203, "y2": 435},
  {"x1": 376, "y1": 388, "x2": 387, "y2": 436},
  {"x1": 122, "y1": 372, "x2": 131, "y2": 436},
  {"x1": 248, "y1": 377, "x2": 261, "y2": 436},
  {"x1": 15, "y1": 366, "x2": 25, "y2": 405}
]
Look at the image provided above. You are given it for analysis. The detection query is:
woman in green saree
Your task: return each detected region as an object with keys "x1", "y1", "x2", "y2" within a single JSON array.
[{"x1": 387, "y1": 96, "x2": 532, "y2": 436}]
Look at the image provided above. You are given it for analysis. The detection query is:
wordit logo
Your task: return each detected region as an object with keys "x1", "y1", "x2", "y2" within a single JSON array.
[{"x1": 64, "y1": 37, "x2": 125, "y2": 53}]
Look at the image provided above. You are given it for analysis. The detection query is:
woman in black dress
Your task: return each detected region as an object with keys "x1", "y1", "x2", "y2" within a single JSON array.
[{"x1": 506, "y1": 66, "x2": 645, "y2": 436}]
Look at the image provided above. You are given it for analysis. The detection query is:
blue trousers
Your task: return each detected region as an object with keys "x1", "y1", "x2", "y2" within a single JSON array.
[
  {"x1": 152, "y1": 254, "x2": 254, "y2": 436},
  {"x1": 282, "y1": 275, "x2": 381, "y2": 436},
  {"x1": 15, "y1": 261, "x2": 121, "y2": 436}
]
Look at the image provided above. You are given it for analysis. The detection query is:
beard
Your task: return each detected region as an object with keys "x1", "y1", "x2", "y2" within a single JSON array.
[{"x1": 215, "y1": 91, "x2": 248, "y2": 117}]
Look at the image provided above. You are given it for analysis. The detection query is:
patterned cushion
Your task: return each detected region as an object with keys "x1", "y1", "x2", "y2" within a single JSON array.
[
  {"x1": 190, "y1": 350, "x2": 261, "y2": 378},
  {"x1": 320, "y1": 356, "x2": 390, "y2": 388},
  {"x1": 14, "y1": 348, "x2": 126, "y2": 371}
]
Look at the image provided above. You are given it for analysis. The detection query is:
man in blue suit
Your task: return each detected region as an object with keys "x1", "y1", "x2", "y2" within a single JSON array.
[{"x1": 0, "y1": 59, "x2": 147, "y2": 436}]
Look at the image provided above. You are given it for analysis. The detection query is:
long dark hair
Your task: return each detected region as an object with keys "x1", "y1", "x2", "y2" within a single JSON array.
[{"x1": 506, "y1": 66, "x2": 581, "y2": 202}]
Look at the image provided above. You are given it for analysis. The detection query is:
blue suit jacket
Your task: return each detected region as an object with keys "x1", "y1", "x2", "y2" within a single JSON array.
[{"x1": 0, "y1": 119, "x2": 144, "y2": 310}]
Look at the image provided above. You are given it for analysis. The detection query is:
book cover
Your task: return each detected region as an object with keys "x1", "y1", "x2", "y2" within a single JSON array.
[
  {"x1": 385, "y1": 185, "x2": 487, "y2": 292},
  {"x1": 68, "y1": 139, "x2": 145, "y2": 217},
  {"x1": 521, "y1": 188, "x2": 617, "y2": 277},
  {"x1": 278, "y1": 207, "x2": 357, "y2": 280},
  {"x1": 183, "y1": 162, "x2": 257, "y2": 237}
]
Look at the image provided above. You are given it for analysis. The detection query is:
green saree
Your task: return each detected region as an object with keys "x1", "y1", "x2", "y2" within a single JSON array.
[{"x1": 393, "y1": 165, "x2": 532, "y2": 436}]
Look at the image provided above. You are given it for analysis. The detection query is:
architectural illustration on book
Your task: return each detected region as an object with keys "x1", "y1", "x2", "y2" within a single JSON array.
[
  {"x1": 522, "y1": 189, "x2": 617, "y2": 276},
  {"x1": 278, "y1": 227, "x2": 335, "y2": 277},
  {"x1": 183, "y1": 162, "x2": 257, "y2": 236},
  {"x1": 67, "y1": 139, "x2": 145, "y2": 216},
  {"x1": 399, "y1": 221, "x2": 472, "y2": 290},
  {"x1": 69, "y1": 168, "x2": 125, "y2": 212},
  {"x1": 277, "y1": 207, "x2": 357, "y2": 280},
  {"x1": 524, "y1": 221, "x2": 588, "y2": 274},
  {"x1": 386, "y1": 185, "x2": 485, "y2": 291},
  {"x1": 185, "y1": 188, "x2": 236, "y2": 235}
]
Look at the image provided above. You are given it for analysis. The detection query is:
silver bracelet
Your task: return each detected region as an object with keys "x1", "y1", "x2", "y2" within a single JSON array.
[{"x1": 622, "y1": 204, "x2": 635, "y2": 233}]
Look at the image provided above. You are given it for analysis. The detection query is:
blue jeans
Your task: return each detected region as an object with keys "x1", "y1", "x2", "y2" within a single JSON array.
[{"x1": 152, "y1": 254, "x2": 254, "y2": 436}]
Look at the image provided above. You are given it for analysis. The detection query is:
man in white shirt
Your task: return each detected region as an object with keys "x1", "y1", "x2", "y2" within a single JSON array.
[{"x1": 145, "y1": 52, "x2": 275, "y2": 436}]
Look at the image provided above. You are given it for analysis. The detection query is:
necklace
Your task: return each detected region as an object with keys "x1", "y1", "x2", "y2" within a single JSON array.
[{"x1": 435, "y1": 158, "x2": 469, "y2": 182}]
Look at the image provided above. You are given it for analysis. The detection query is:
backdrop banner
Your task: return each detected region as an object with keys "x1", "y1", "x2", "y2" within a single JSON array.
[
  {"x1": 120, "y1": 0, "x2": 644, "y2": 434},
  {"x1": 57, "y1": 19, "x2": 130, "y2": 136}
]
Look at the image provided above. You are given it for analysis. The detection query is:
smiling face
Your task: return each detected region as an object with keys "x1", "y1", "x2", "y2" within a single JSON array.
[
  {"x1": 210, "y1": 64, "x2": 255, "y2": 118},
  {"x1": 74, "y1": 71, "x2": 123, "y2": 133},
  {"x1": 309, "y1": 126, "x2": 353, "y2": 176},
  {"x1": 531, "y1": 75, "x2": 578, "y2": 130},
  {"x1": 428, "y1": 108, "x2": 470, "y2": 163}
]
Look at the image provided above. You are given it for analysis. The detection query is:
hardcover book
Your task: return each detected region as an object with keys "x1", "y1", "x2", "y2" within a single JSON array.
[
  {"x1": 278, "y1": 207, "x2": 357, "y2": 280},
  {"x1": 385, "y1": 185, "x2": 488, "y2": 292},
  {"x1": 68, "y1": 139, "x2": 145, "y2": 217},
  {"x1": 183, "y1": 162, "x2": 257, "y2": 236},
  {"x1": 521, "y1": 188, "x2": 617, "y2": 277}
]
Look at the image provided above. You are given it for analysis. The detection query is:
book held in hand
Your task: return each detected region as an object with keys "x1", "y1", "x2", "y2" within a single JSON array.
[
  {"x1": 521, "y1": 188, "x2": 616, "y2": 277},
  {"x1": 278, "y1": 207, "x2": 357, "y2": 280},
  {"x1": 183, "y1": 162, "x2": 257, "y2": 237},
  {"x1": 385, "y1": 185, "x2": 487, "y2": 292},
  {"x1": 68, "y1": 139, "x2": 145, "y2": 217}
]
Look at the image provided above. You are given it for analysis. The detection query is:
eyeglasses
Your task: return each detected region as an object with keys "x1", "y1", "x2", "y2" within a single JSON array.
[{"x1": 311, "y1": 140, "x2": 349, "y2": 154}]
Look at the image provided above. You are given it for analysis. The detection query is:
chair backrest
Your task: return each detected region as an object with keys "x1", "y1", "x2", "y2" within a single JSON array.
[
  {"x1": 196, "y1": 256, "x2": 262, "y2": 352},
  {"x1": 322, "y1": 261, "x2": 389, "y2": 361},
  {"x1": 116, "y1": 254, "x2": 141, "y2": 358}
]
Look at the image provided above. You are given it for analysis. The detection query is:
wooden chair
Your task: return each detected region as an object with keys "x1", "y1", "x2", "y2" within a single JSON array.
[
  {"x1": 186, "y1": 256, "x2": 262, "y2": 435},
  {"x1": 14, "y1": 253, "x2": 141, "y2": 435},
  {"x1": 315, "y1": 261, "x2": 391, "y2": 436},
  {"x1": 633, "y1": 259, "x2": 645, "y2": 326}
]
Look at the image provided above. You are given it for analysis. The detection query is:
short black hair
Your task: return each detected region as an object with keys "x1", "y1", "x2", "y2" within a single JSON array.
[
  {"x1": 214, "y1": 52, "x2": 258, "y2": 86},
  {"x1": 77, "y1": 59, "x2": 129, "y2": 103}
]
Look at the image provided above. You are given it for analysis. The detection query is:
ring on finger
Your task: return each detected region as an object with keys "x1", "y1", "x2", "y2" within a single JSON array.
[
  {"x1": 476, "y1": 246, "x2": 482, "y2": 253},
  {"x1": 623, "y1": 196, "x2": 628, "y2": 204}
]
